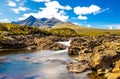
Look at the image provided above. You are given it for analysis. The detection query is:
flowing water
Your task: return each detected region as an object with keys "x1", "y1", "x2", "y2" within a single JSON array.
[{"x1": 0, "y1": 40, "x2": 90, "y2": 79}]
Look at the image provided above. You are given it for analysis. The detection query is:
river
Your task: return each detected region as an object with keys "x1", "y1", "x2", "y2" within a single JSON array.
[{"x1": 0, "y1": 40, "x2": 90, "y2": 79}]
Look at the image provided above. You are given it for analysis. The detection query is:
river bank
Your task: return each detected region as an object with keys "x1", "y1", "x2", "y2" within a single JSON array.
[
  {"x1": 0, "y1": 35, "x2": 69, "y2": 51},
  {"x1": 67, "y1": 35, "x2": 120, "y2": 79}
]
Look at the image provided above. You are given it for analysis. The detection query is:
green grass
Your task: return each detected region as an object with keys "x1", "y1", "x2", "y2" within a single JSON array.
[
  {"x1": 0, "y1": 23, "x2": 50, "y2": 36},
  {"x1": 1, "y1": 22, "x2": 120, "y2": 37},
  {"x1": 48, "y1": 28, "x2": 78, "y2": 37},
  {"x1": 53, "y1": 22, "x2": 120, "y2": 36}
]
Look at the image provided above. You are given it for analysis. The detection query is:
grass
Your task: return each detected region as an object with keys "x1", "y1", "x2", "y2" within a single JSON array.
[
  {"x1": 0, "y1": 23, "x2": 50, "y2": 36},
  {"x1": 48, "y1": 28, "x2": 78, "y2": 37},
  {"x1": 52, "y1": 22, "x2": 120, "y2": 36},
  {"x1": 0, "y1": 22, "x2": 120, "y2": 37}
]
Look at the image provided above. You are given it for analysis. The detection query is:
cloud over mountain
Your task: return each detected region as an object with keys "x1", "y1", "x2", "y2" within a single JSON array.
[{"x1": 18, "y1": 1, "x2": 72, "y2": 22}]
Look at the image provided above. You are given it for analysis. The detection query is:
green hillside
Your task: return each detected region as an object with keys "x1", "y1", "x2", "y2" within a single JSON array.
[
  {"x1": 52, "y1": 22, "x2": 120, "y2": 36},
  {"x1": 0, "y1": 22, "x2": 120, "y2": 37},
  {"x1": 0, "y1": 23, "x2": 49, "y2": 36}
]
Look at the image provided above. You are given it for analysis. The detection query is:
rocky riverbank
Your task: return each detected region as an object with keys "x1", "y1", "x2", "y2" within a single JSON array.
[
  {"x1": 0, "y1": 35, "x2": 68, "y2": 51},
  {"x1": 67, "y1": 35, "x2": 120, "y2": 79},
  {"x1": 1, "y1": 34, "x2": 120, "y2": 79}
]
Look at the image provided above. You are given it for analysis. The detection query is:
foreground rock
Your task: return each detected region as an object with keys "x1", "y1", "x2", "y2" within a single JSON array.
[
  {"x1": 67, "y1": 35, "x2": 120, "y2": 79},
  {"x1": 68, "y1": 36, "x2": 97, "y2": 55},
  {"x1": 67, "y1": 61, "x2": 90, "y2": 73}
]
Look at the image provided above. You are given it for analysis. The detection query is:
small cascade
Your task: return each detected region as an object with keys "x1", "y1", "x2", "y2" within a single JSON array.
[{"x1": 57, "y1": 39, "x2": 72, "y2": 47}]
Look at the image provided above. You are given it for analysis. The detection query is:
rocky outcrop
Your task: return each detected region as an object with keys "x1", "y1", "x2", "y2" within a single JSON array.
[
  {"x1": 67, "y1": 35, "x2": 120, "y2": 79},
  {"x1": 68, "y1": 37, "x2": 96, "y2": 55},
  {"x1": 105, "y1": 59, "x2": 120, "y2": 79},
  {"x1": 67, "y1": 61, "x2": 90, "y2": 73},
  {"x1": 0, "y1": 35, "x2": 68, "y2": 51},
  {"x1": 34, "y1": 37, "x2": 66, "y2": 50},
  {"x1": 0, "y1": 36, "x2": 27, "y2": 49}
]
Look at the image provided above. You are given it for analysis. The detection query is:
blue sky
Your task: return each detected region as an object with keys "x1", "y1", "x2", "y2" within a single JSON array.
[{"x1": 0, "y1": 0, "x2": 120, "y2": 29}]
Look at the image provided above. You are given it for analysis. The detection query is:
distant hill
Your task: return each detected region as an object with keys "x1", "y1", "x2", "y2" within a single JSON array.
[
  {"x1": 52, "y1": 22, "x2": 86, "y2": 29},
  {"x1": 52, "y1": 22, "x2": 120, "y2": 36},
  {"x1": 12, "y1": 15, "x2": 63, "y2": 27}
]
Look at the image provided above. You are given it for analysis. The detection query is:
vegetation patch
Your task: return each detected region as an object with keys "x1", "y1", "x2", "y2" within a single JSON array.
[{"x1": 48, "y1": 28, "x2": 78, "y2": 37}]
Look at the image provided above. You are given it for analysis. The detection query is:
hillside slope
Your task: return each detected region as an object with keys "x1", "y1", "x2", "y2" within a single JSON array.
[{"x1": 52, "y1": 22, "x2": 120, "y2": 36}]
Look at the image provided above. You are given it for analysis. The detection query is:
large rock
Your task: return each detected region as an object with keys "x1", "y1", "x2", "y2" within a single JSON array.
[
  {"x1": 0, "y1": 36, "x2": 27, "y2": 49},
  {"x1": 104, "y1": 59, "x2": 120, "y2": 79},
  {"x1": 68, "y1": 37, "x2": 97, "y2": 55},
  {"x1": 34, "y1": 37, "x2": 66, "y2": 50},
  {"x1": 67, "y1": 61, "x2": 90, "y2": 73}
]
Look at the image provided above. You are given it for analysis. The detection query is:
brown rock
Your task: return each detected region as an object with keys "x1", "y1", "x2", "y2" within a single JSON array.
[{"x1": 67, "y1": 61, "x2": 90, "y2": 73}]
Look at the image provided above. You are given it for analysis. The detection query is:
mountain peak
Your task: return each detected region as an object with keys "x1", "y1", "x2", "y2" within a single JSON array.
[
  {"x1": 26, "y1": 15, "x2": 36, "y2": 20},
  {"x1": 12, "y1": 16, "x2": 63, "y2": 27}
]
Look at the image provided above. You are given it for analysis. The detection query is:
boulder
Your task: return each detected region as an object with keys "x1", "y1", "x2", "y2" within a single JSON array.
[
  {"x1": 68, "y1": 37, "x2": 93, "y2": 55},
  {"x1": 34, "y1": 37, "x2": 66, "y2": 50},
  {"x1": 67, "y1": 61, "x2": 90, "y2": 73}
]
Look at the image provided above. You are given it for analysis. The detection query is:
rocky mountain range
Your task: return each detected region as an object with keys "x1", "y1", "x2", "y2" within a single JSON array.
[{"x1": 12, "y1": 15, "x2": 63, "y2": 27}]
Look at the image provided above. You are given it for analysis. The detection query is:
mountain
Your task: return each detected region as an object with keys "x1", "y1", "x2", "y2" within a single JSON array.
[{"x1": 12, "y1": 15, "x2": 63, "y2": 27}]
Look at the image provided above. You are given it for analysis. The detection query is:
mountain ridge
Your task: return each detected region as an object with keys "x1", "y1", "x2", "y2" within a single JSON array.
[{"x1": 12, "y1": 15, "x2": 63, "y2": 27}]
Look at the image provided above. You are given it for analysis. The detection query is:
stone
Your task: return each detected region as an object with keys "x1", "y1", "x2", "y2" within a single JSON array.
[{"x1": 67, "y1": 61, "x2": 90, "y2": 73}]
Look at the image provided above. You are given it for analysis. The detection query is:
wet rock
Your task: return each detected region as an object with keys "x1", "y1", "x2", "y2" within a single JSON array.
[
  {"x1": 27, "y1": 45, "x2": 37, "y2": 50},
  {"x1": 0, "y1": 36, "x2": 27, "y2": 49},
  {"x1": 67, "y1": 61, "x2": 90, "y2": 73},
  {"x1": 68, "y1": 46, "x2": 81, "y2": 55},
  {"x1": 75, "y1": 53, "x2": 93, "y2": 62},
  {"x1": 68, "y1": 37, "x2": 93, "y2": 55},
  {"x1": 34, "y1": 37, "x2": 66, "y2": 50}
]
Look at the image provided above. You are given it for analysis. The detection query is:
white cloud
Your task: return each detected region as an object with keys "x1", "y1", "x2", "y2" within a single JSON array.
[
  {"x1": 0, "y1": 18, "x2": 10, "y2": 23},
  {"x1": 12, "y1": 8, "x2": 19, "y2": 14},
  {"x1": 8, "y1": 0, "x2": 16, "y2": 7},
  {"x1": 73, "y1": 22, "x2": 80, "y2": 25},
  {"x1": 18, "y1": 17, "x2": 26, "y2": 20},
  {"x1": 32, "y1": 0, "x2": 50, "y2": 2},
  {"x1": 86, "y1": 24, "x2": 92, "y2": 28},
  {"x1": 95, "y1": 8, "x2": 110, "y2": 15},
  {"x1": 106, "y1": 24, "x2": 120, "y2": 30},
  {"x1": 18, "y1": 1, "x2": 72, "y2": 22},
  {"x1": 98, "y1": 24, "x2": 120, "y2": 29},
  {"x1": 116, "y1": 25, "x2": 120, "y2": 29},
  {"x1": 78, "y1": 15, "x2": 87, "y2": 20},
  {"x1": 12, "y1": 7, "x2": 30, "y2": 14},
  {"x1": 108, "y1": 25, "x2": 113, "y2": 30},
  {"x1": 74, "y1": 4, "x2": 101, "y2": 20},
  {"x1": 74, "y1": 5, "x2": 101, "y2": 15},
  {"x1": 64, "y1": 5, "x2": 72, "y2": 10}
]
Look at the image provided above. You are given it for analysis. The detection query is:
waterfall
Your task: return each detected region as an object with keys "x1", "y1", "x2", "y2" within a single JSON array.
[
  {"x1": 57, "y1": 39, "x2": 71, "y2": 47},
  {"x1": 53, "y1": 39, "x2": 72, "y2": 54}
]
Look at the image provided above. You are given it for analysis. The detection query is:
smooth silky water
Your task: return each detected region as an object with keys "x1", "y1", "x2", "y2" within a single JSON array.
[{"x1": 0, "y1": 41, "x2": 90, "y2": 79}]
